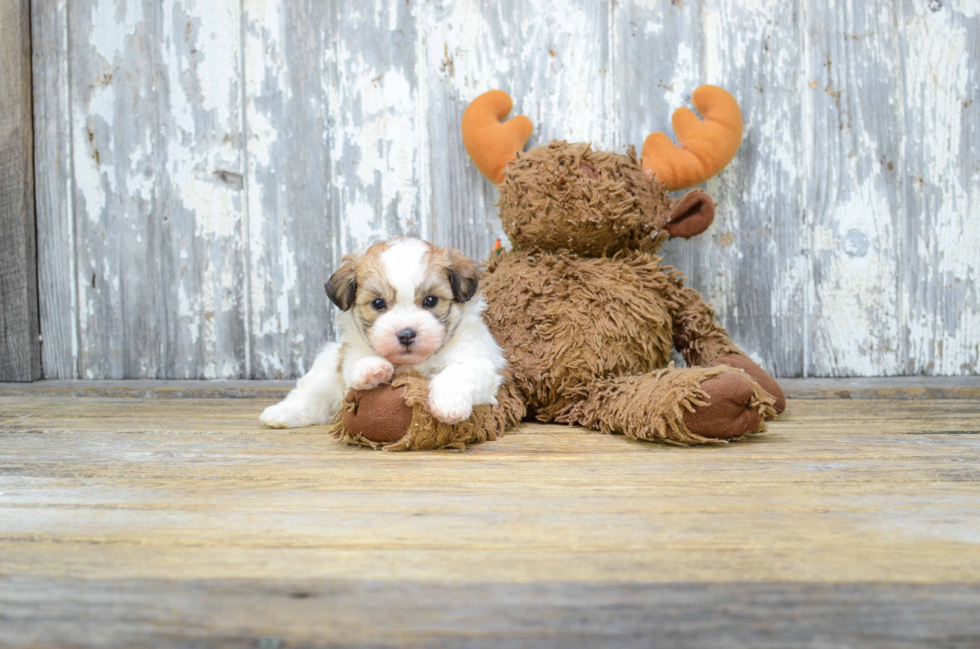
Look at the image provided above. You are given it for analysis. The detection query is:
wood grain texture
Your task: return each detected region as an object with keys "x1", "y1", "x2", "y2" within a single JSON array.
[
  {"x1": 422, "y1": 0, "x2": 616, "y2": 257},
  {"x1": 4, "y1": 579, "x2": 979, "y2": 648},
  {"x1": 242, "y1": 0, "x2": 334, "y2": 379},
  {"x1": 3, "y1": 376, "x2": 980, "y2": 399},
  {"x1": 1, "y1": 397, "x2": 979, "y2": 583},
  {"x1": 1, "y1": 393, "x2": 979, "y2": 645},
  {"x1": 804, "y1": 0, "x2": 905, "y2": 377},
  {"x1": 0, "y1": 0, "x2": 41, "y2": 382},
  {"x1": 31, "y1": 0, "x2": 980, "y2": 379},
  {"x1": 616, "y1": 1, "x2": 808, "y2": 379},
  {"x1": 67, "y1": 0, "x2": 248, "y2": 379},
  {"x1": 243, "y1": 0, "x2": 422, "y2": 378},
  {"x1": 31, "y1": 0, "x2": 77, "y2": 379},
  {"x1": 900, "y1": 0, "x2": 980, "y2": 375}
]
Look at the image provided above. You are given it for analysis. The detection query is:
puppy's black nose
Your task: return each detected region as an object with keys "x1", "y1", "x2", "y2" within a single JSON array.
[{"x1": 397, "y1": 329, "x2": 417, "y2": 346}]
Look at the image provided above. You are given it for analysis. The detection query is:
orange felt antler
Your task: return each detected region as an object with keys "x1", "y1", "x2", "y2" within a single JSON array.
[
  {"x1": 462, "y1": 90, "x2": 534, "y2": 184},
  {"x1": 641, "y1": 85, "x2": 743, "y2": 191}
]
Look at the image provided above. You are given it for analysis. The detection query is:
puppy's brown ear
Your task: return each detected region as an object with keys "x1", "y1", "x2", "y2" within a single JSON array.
[
  {"x1": 443, "y1": 248, "x2": 480, "y2": 302},
  {"x1": 324, "y1": 254, "x2": 360, "y2": 311},
  {"x1": 665, "y1": 190, "x2": 715, "y2": 239}
]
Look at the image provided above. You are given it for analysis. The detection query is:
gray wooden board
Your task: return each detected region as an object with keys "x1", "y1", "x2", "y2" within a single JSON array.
[
  {"x1": 0, "y1": 0, "x2": 41, "y2": 382},
  {"x1": 2, "y1": 376, "x2": 980, "y2": 399},
  {"x1": 1, "y1": 394, "x2": 980, "y2": 645},
  {"x1": 31, "y1": 0, "x2": 980, "y2": 379},
  {"x1": 65, "y1": 0, "x2": 248, "y2": 380},
  {"x1": 243, "y1": 0, "x2": 422, "y2": 378},
  {"x1": 2, "y1": 578, "x2": 979, "y2": 648},
  {"x1": 805, "y1": 0, "x2": 906, "y2": 377},
  {"x1": 616, "y1": 0, "x2": 809, "y2": 380},
  {"x1": 900, "y1": 0, "x2": 980, "y2": 376},
  {"x1": 31, "y1": 0, "x2": 76, "y2": 380}
]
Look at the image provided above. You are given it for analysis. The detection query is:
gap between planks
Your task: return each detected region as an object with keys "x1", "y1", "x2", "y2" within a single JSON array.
[{"x1": 0, "y1": 376, "x2": 979, "y2": 400}]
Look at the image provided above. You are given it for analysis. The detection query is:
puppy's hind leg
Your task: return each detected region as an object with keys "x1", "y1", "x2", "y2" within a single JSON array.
[{"x1": 260, "y1": 343, "x2": 346, "y2": 429}]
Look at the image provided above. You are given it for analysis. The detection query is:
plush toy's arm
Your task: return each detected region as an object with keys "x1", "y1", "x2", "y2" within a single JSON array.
[
  {"x1": 664, "y1": 272, "x2": 785, "y2": 414},
  {"x1": 664, "y1": 274, "x2": 741, "y2": 367}
]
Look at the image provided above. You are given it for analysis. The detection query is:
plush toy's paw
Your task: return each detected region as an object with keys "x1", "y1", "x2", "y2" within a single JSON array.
[
  {"x1": 338, "y1": 374, "x2": 522, "y2": 451},
  {"x1": 349, "y1": 357, "x2": 395, "y2": 391},
  {"x1": 343, "y1": 385, "x2": 414, "y2": 444},
  {"x1": 711, "y1": 353, "x2": 786, "y2": 416},
  {"x1": 260, "y1": 402, "x2": 316, "y2": 429},
  {"x1": 684, "y1": 371, "x2": 767, "y2": 440},
  {"x1": 427, "y1": 384, "x2": 474, "y2": 425}
]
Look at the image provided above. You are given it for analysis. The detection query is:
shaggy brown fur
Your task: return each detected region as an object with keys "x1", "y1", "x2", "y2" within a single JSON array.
[
  {"x1": 331, "y1": 372, "x2": 526, "y2": 451},
  {"x1": 499, "y1": 143, "x2": 672, "y2": 256},
  {"x1": 567, "y1": 364, "x2": 775, "y2": 445},
  {"x1": 481, "y1": 140, "x2": 784, "y2": 444},
  {"x1": 332, "y1": 94, "x2": 782, "y2": 450}
]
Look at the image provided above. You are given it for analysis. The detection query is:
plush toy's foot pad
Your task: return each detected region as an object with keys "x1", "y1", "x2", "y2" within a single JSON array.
[
  {"x1": 712, "y1": 353, "x2": 786, "y2": 415},
  {"x1": 342, "y1": 384, "x2": 414, "y2": 444},
  {"x1": 684, "y1": 371, "x2": 765, "y2": 440}
]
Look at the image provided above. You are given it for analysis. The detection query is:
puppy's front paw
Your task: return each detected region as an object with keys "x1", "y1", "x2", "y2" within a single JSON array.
[
  {"x1": 260, "y1": 402, "x2": 314, "y2": 429},
  {"x1": 428, "y1": 386, "x2": 474, "y2": 425},
  {"x1": 349, "y1": 357, "x2": 395, "y2": 391}
]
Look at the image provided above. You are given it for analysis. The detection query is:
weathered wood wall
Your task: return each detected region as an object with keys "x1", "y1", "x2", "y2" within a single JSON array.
[
  {"x1": 1, "y1": 0, "x2": 41, "y2": 382},
  {"x1": 31, "y1": 0, "x2": 979, "y2": 379}
]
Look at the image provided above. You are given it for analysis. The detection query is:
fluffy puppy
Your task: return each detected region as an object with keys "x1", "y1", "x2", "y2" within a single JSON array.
[{"x1": 260, "y1": 237, "x2": 506, "y2": 429}]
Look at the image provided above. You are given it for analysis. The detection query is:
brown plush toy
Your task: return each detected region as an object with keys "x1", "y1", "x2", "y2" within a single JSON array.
[
  {"x1": 336, "y1": 374, "x2": 524, "y2": 451},
  {"x1": 461, "y1": 85, "x2": 786, "y2": 444}
]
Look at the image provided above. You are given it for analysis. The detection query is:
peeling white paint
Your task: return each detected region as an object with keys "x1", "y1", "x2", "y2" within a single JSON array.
[
  {"x1": 326, "y1": 53, "x2": 419, "y2": 252},
  {"x1": 903, "y1": 5, "x2": 978, "y2": 374},
  {"x1": 345, "y1": 201, "x2": 386, "y2": 250},
  {"x1": 73, "y1": 86, "x2": 115, "y2": 223},
  {"x1": 88, "y1": 0, "x2": 142, "y2": 63},
  {"x1": 812, "y1": 180, "x2": 903, "y2": 376},
  {"x1": 39, "y1": 0, "x2": 980, "y2": 379},
  {"x1": 177, "y1": 282, "x2": 199, "y2": 346}
]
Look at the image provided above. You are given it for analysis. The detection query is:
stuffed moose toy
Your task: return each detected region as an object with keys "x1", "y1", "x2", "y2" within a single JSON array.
[{"x1": 337, "y1": 85, "x2": 785, "y2": 449}]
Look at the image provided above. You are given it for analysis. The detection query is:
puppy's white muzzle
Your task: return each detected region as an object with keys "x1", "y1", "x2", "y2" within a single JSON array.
[{"x1": 369, "y1": 308, "x2": 445, "y2": 366}]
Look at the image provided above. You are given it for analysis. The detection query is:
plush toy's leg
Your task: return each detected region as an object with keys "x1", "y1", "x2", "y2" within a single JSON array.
[
  {"x1": 666, "y1": 276, "x2": 786, "y2": 414},
  {"x1": 564, "y1": 365, "x2": 776, "y2": 445}
]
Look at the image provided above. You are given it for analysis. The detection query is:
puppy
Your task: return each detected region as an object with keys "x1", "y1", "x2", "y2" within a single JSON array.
[{"x1": 260, "y1": 237, "x2": 507, "y2": 429}]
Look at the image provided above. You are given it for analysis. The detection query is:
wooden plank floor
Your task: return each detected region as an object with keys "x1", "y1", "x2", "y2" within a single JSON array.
[{"x1": 1, "y1": 384, "x2": 980, "y2": 647}]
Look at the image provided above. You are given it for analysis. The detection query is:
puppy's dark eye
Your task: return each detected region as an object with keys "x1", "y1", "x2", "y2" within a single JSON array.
[
  {"x1": 371, "y1": 298, "x2": 387, "y2": 311},
  {"x1": 422, "y1": 296, "x2": 438, "y2": 309}
]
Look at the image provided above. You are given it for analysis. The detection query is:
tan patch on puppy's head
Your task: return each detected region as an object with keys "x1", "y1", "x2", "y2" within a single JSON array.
[
  {"x1": 325, "y1": 241, "x2": 397, "y2": 322},
  {"x1": 351, "y1": 240, "x2": 397, "y2": 329},
  {"x1": 423, "y1": 245, "x2": 480, "y2": 304}
]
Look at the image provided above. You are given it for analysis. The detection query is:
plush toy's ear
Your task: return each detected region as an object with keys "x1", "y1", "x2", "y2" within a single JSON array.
[
  {"x1": 324, "y1": 253, "x2": 360, "y2": 311},
  {"x1": 461, "y1": 90, "x2": 534, "y2": 184},
  {"x1": 665, "y1": 190, "x2": 715, "y2": 239}
]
